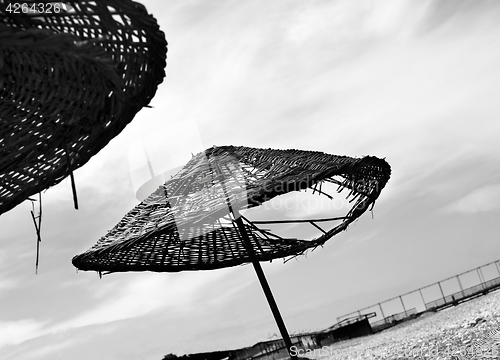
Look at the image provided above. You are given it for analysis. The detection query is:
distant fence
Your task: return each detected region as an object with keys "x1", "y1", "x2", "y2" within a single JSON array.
[
  {"x1": 370, "y1": 308, "x2": 417, "y2": 328},
  {"x1": 424, "y1": 277, "x2": 500, "y2": 310},
  {"x1": 338, "y1": 259, "x2": 500, "y2": 329},
  {"x1": 332, "y1": 312, "x2": 376, "y2": 329}
]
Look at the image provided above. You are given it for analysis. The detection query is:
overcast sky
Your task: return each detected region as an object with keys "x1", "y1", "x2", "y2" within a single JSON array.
[{"x1": 2, "y1": 0, "x2": 500, "y2": 359}]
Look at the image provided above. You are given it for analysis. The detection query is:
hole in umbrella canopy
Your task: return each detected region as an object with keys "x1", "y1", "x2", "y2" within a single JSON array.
[{"x1": 240, "y1": 180, "x2": 365, "y2": 241}]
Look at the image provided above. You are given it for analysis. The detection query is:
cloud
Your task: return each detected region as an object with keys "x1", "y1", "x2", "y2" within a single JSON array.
[
  {"x1": 283, "y1": 0, "x2": 429, "y2": 44},
  {"x1": 52, "y1": 270, "x2": 231, "y2": 332},
  {"x1": 19, "y1": 339, "x2": 79, "y2": 360},
  {"x1": 0, "y1": 320, "x2": 45, "y2": 347},
  {"x1": 0, "y1": 277, "x2": 17, "y2": 291},
  {"x1": 441, "y1": 184, "x2": 500, "y2": 214},
  {"x1": 0, "y1": 270, "x2": 238, "y2": 354}
]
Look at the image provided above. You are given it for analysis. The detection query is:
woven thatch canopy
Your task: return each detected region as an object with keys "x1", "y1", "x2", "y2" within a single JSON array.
[
  {"x1": 0, "y1": 0, "x2": 167, "y2": 215},
  {"x1": 72, "y1": 146, "x2": 391, "y2": 273}
]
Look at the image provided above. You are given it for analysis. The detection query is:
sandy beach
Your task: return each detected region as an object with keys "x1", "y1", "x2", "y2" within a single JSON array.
[{"x1": 305, "y1": 289, "x2": 500, "y2": 360}]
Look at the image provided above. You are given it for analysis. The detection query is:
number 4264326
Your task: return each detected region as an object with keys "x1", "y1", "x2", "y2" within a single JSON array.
[{"x1": 3, "y1": 2, "x2": 72, "y2": 14}]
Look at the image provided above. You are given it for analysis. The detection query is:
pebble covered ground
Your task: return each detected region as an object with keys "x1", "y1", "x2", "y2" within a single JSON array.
[{"x1": 306, "y1": 289, "x2": 500, "y2": 360}]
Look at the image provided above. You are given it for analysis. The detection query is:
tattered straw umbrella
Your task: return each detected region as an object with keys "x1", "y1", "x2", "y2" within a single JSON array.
[
  {"x1": 0, "y1": 0, "x2": 167, "y2": 215},
  {"x1": 73, "y1": 145, "x2": 391, "y2": 359}
]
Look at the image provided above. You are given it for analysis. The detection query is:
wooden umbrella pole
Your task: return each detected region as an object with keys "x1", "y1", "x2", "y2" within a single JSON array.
[
  {"x1": 231, "y1": 206, "x2": 297, "y2": 360},
  {"x1": 211, "y1": 160, "x2": 296, "y2": 359}
]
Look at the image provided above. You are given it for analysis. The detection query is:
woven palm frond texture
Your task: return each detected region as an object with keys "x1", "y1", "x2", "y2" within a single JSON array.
[
  {"x1": 0, "y1": 0, "x2": 167, "y2": 215},
  {"x1": 72, "y1": 146, "x2": 391, "y2": 273}
]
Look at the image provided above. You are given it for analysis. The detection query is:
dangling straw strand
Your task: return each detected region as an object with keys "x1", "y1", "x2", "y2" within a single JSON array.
[
  {"x1": 64, "y1": 144, "x2": 79, "y2": 209},
  {"x1": 30, "y1": 192, "x2": 42, "y2": 274}
]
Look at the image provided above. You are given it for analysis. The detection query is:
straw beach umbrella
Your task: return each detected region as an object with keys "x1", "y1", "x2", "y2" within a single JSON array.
[
  {"x1": 0, "y1": 0, "x2": 167, "y2": 215},
  {"x1": 73, "y1": 145, "x2": 391, "y2": 359}
]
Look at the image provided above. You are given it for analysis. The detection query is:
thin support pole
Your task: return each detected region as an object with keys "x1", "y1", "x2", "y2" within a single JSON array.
[
  {"x1": 456, "y1": 275, "x2": 464, "y2": 297},
  {"x1": 212, "y1": 159, "x2": 296, "y2": 360},
  {"x1": 399, "y1": 296, "x2": 407, "y2": 316},
  {"x1": 478, "y1": 267, "x2": 486, "y2": 289},
  {"x1": 378, "y1": 303, "x2": 386, "y2": 323},
  {"x1": 437, "y1": 282, "x2": 446, "y2": 302},
  {"x1": 231, "y1": 208, "x2": 297, "y2": 360},
  {"x1": 252, "y1": 216, "x2": 346, "y2": 225},
  {"x1": 419, "y1": 289, "x2": 426, "y2": 306},
  {"x1": 309, "y1": 221, "x2": 326, "y2": 234}
]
